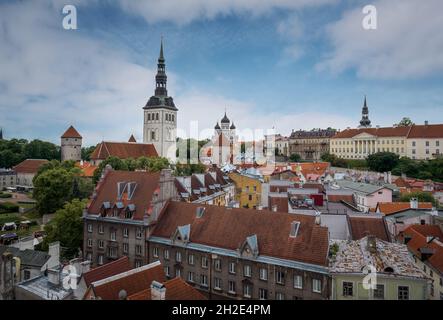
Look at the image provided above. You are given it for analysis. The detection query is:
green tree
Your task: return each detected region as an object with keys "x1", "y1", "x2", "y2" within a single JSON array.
[
  {"x1": 396, "y1": 117, "x2": 414, "y2": 127},
  {"x1": 33, "y1": 168, "x2": 74, "y2": 215},
  {"x1": 400, "y1": 191, "x2": 438, "y2": 207},
  {"x1": 23, "y1": 139, "x2": 60, "y2": 160},
  {"x1": 81, "y1": 146, "x2": 96, "y2": 161},
  {"x1": 289, "y1": 153, "x2": 301, "y2": 162},
  {"x1": 174, "y1": 163, "x2": 206, "y2": 176},
  {"x1": 41, "y1": 199, "x2": 87, "y2": 260},
  {"x1": 93, "y1": 156, "x2": 128, "y2": 184},
  {"x1": 367, "y1": 152, "x2": 400, "y2": 172}
]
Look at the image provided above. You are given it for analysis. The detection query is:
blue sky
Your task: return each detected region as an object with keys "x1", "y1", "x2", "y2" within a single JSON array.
[{"x1": 1, "y1": 0, "x2": 442, "y2": 146}]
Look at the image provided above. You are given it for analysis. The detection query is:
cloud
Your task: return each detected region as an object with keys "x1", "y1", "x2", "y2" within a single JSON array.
[
  {"x1": 115, "y1": 0, "x2": 336, "y2": 25},
  {"x1": 0, "y1": 1, "x2": 163, "y2": 146},
  {"x1": 318, "y1": 0, "x2": 443, "y2": 79}
]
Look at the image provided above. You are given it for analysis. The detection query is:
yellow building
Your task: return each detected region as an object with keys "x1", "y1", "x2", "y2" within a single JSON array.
[{"x1": 228, "y1": 172, "x2": 263, "y2": 209}]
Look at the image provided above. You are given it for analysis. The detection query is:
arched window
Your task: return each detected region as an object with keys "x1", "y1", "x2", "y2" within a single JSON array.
[
  {"x1": 148, "y1": 113, "x2": 151, "y2": 121},
  {"x1": 156, "y1": 113, "x2": 159, "y2": 120},
  {"x1": 151, "y1": 130, "x2": 155, "y2": 141}
]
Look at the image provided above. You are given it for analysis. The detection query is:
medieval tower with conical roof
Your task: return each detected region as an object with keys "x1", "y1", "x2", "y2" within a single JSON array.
[{"x1": 143, "y1": 39, "x2": 178, "y2": 160}]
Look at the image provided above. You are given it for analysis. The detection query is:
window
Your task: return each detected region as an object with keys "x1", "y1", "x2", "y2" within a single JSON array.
[
  {"x1": 248, "y1": 195, "x2": 253, "y2": 201},
  {"x1": 294, "y1": 275, "x2": 303, "y2": 289},
  {"x1": 151, "y1": 131, "x2": 155, "y2": 140},
  {"x1": 214, "y1": 259, "x2": 222, "y2": 271},
  {"x1": 275, "y1": 270, "x2": 285, "y2": 285},
  {"x1": 165, "y1": 266, "x2": 170, "y2": 277},
  {"x1": 244, "y1": 265, "x2": 252, "y2": 277},
  {"x1": 259, "y1": 288, "x2": 268, "y2": 300},
  {"x1": 164, "y1": 249, "x2": 170, "y2": 260},
  {"x1": 259, "y1": 268, "x2": 268, "y2": 281},
  {"x1": 374, "y1": 284, "x2": 385, "y2": 299},
  {"x1": 412, "y1": 141, "x2": 416, "y2": 147},
  {"x1": 98, "y1": 224, "x2": 104, "y2": 234},
  {"x1": 108, "y1": 247, "x2": 117, "y2": 258},
  {"x1": 123, "y1": 243, "x2": 129, "y2": 254},
  {"x1": 312, "y1": 279, "x2": 322, "y2": 293},
  {"x1": 343, "y1": 282, "x2": 353, "y2": 297},
  {"x1": 228, "y1": 281, "x2": 236, "y2": 294},
  {"x1": 176, "y1": 251, "x2": 182, "y2": 262},
  {"x1": 87, "y1": 238, "x2": 93, "y2": 248},
  {"x1": 24, "y1": 270, "x2": 31, "y2": 280},
  {"x1": 243, "y1": 284, "x2": 252, "y2": 298},
  {"x1": 156, "y1": 113, "x2": 159, "y2": 120},
  {"x1": 275, "y1": 292, "x2": 285, "y2": 300},
  {"x1": 175, "y1": 268, "x2": 181, "y2": 278},
  {"x1": 229, "y1": 262, "x2": 236, "y2": 274},
  {"x1": 426, "y1": 149, "x2": 430, "y2": 154},
  {"x1": 214, "y1": 278, "x2": 222, "y2": 290},
  {"x1": 98, "y1": 255, "x2": 104, "y2": 265},
  {"x1": 412, "y1": 149, "x2": 416, "y2": 154},
  {"x1": 398, "y1": 286, "x2": 409, "y2": 300},
  {"x1": 202, "y1": 256, "x2": 208, "y2": 269},
  {"x1": 136, "y1": 228, "x2": 142, "y2": 239},
  {"x1": 426, "y1": 141, "x2": 430, "y2": 147},
  {"x1": 135, "y1": 260, "x2": 142, "y2": 268},
  {"x1": 136, "y1": 245, "x2": 142, "y2": 255},
  {"x1": 188, "y1": 272, "x2": 194, "y2": 283},
  {"x1": 200, "y1": 274, "x2": 208, "y2": 287},
  {"x1": 430, "y1": 270, "x2": 433, "y2": 277},
  {"x1": 153, "y1": 247, "x2": 159, "y2": 258},
  {"x1": 436, "y1": 141, "x2": 440, "y2": 147},
  {"x1": 188, "y1": 254, "x2": 195, "y2": 265},
  {"x1": 123, "y1": 228, "x2": 129, "y2": 238},
  {"x1": 87, "y1": 224, "x2": 92, "y2": 233},
  {"x1": 110, "y1": 230, "x2": 116, "y2": 241},
  {"x1": 98, "y1": 240, "x2": 104, "y2": 249}
]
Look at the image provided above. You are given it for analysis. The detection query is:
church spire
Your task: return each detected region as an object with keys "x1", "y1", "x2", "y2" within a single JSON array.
[
  {"x1": 155, "y1": 38, "x2": 167, "y2": 97},
  {"x1": 359, "y1": 95, "x2": 371, "y2": 128},
  {"x1": 0, "y1": 127, "x2": 3, "y2": 140}
]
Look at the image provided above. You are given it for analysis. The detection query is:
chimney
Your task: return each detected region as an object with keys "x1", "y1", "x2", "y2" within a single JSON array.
[
  {"x1": 315, "y1": 212, "x2": 321, "y2": 225},
  {"x1": 196, "y1": 207, "x2": 205, "y2": 218},
  {"x1": 47, "y1": 242, "x2": 61, "y2": 269},
  {"x1": 272, "y1": 204, "x2": 277, "y2": 212},
  {"x1": 47, "y1": 268, "x2": 60, "y2": 286},
  {"x1": 425, "y1": 120, "x2": 429, "y2": 126},
  {"x1": 118, "y1": 289, "x2": 128, "y2": 300},
  {"x1": 367, "y1": 235, "x2": 377, "y2": 254},
  {"x1": 410, "y1": 198, "x2": 418, "y2": 209},
  {"x1": 151, "y1": 281, "x2": 166, "y2": 300},
  {"x1": 289, "y1": 221, "x2": 300, "y2": 238},
  {"x1": 431, "y1": 207, "x2": 438, "y2": 216},
  {"x1": 80, "y1": 260, "x2": 91, "y2": 274}
]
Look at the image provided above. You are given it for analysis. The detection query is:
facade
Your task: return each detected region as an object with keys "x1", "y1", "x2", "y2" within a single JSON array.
[
  {"x1": 61, "y1": 125, "x2": 82, "y2": 162},
  {"x1": 401, "y1": 224, "x2": 443, "y2": 300},
  {"x1": 206, "y1": 113, "x2": 238, "y2": 166},
  {"x1": 289, "y1": 129, "x2": 336, "y2": 161},
  {"x1": 335, "y1": 180, "x2": 392, "y2": 212},
  {"x1": 89, "y1": 141, "x2": 158, "y2": 166},
  {"x1": 142, "y1": 40, "x2": 177, "y2": 160},
  {"x1": 330, "y1": 236, "x2": 429, "y2": 300},
  {"x1": 331, "y1": 122, "x2": 443, "y2": 160},
  {"x1": 0, "y1": 251, "x2": 15, "y2": 300},
  {"x1": 275, "y1": 135, "x2": 289, "y2": 157},
  {"x1": 83, "y1": 168, "x2": 177, "y2": 268},
  {"x1": 0, "y1": 169, "x2": 16, "y2": 190},
  {"x1": 149, "y1": 202, "x2": 330, "y2": 300},
  {"x1": 13, "y1": 159, "x2": 49, "y2": 188},
  {"x1": 228, "y1": 172, "x2": 263, "y2": 209}
]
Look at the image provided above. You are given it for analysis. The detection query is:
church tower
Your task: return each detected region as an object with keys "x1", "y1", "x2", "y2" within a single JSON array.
[
  {"x1": 143, "y1": 39, "x2": 178, "y2": 161},
  {"x1": 358, "y1": 96, "x2": 372, "y2": 128}
]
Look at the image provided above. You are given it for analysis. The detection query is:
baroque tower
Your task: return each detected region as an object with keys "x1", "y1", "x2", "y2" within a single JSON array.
[
  {"x1": 358, "y1": 96, "x2": 372, "y2": 128},
  {"x1": 143, "y1": 39, "x2": 178, "y2": 161}
]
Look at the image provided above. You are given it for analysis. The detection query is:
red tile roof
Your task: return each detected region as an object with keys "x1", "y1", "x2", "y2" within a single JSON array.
[
  {"x1": 403, "y1": 225, "x2": 443, "y2": 273},
  {"x1": 75, "y1": 161, "x2": 98, "y2": 177},
  {"x1": 127, "y1": 277, "x2": 207, "y2": 300},
  {"x1": 348, "y1": 216, "x2": 389, "y2": 241},
  {"x1": 408, "y1": 124, "x2": 443, "y2": 138},
  {"x1": 87, "y1": 170, "x2": 161, "y2": 220},
  {"x1": 152, "y1": 201, "x2": 329, "y2": 266},
  {"x1": 13, "y1": 159, "x2": 49, "y2": 174},
  {"x1": 90, "y1": 141, "x2": 158, "y2": 160},
  {"x1": 376, "y1": 202, "x2": 433, "y2": 215},
  {"x1": 83, "y1": 256, "x2": 131, "y2": 288},
  {"x1": 86, "y1": 261, "x2": 166, "y2": 300},
  {"x1": 332, "y1": 126, "x2": 412, "y2": 139},
  {"x1": 61, "y1": 125, "x2": 82, "y2": 139}
]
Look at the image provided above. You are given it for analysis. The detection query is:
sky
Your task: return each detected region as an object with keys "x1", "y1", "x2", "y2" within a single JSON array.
[{"x1": 0, "y1": 0, "x2": 442, "y2": 147}]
